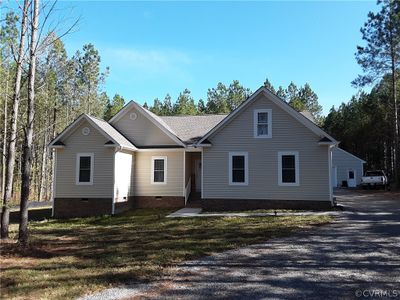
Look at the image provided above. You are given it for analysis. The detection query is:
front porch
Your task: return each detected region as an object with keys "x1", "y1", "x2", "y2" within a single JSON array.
[{"x1": 184, "y1": 151, "x2": 202, "y2": 207}]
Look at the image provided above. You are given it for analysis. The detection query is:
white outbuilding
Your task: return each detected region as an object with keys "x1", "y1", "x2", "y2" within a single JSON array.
[{"x1": 332, "y1": 147, "x2": 366, "y2": 188}]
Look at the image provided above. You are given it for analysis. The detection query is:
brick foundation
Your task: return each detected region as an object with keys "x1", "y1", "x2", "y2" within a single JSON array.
[
  {"x1": 53, "y1": 198, "x2": 112, "y2": 218},
  {"x1": 132, "y1": 196, "x2": 185, "y2": 208},
  {"x1": 201, "y1": 198, "x2": 333, "y2": 211},
  {"x1": 114, "y1": 198, "x2": 134, "y2": 214}
]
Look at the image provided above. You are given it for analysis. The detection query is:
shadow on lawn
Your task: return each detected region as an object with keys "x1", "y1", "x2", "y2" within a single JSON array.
[
  {"x1": 0, "y1": 208, "x2": 52, "y2": 224},
  {"x1": 125, "y1": 191, "x2": 400, "y2": 299},
  {"x1": 0, "y1": 209, "x2": 331, "y2": 299}
]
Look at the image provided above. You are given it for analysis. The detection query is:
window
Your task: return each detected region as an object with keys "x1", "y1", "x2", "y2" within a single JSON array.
[
  {"x1": 278, "y1": 151, "x2": 299, "y2": 186},
  {"x1": 348, "y1": 170, "x2": 355, "y2": 179},
  {"x1": 151, "y1": 156, "x2": 167, "y2": 184},
  {"x1": 229, "y1": 152, "x2": 248, "y2": 185},
  {"x1": 254, "y1": 109, "x2": 272, "y2": 138},
  {"x1": 76, "y1": 153, "x2": 94, "y2": 185}
]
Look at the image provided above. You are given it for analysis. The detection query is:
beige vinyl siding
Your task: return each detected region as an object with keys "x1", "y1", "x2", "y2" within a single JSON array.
[
  {"x1": 133, "y1": 151, "x2": 184, "y2": 196},
  {"x1": 203, "y1": 94, "x2": 331, "y2": 201},
  {"x1": 55, "y1": 120, "x2": 114, "y2": 198},
  {"x1": 332, "y1": 148, "x2": 364, "y2": 186},
  {"x1": 114, "y1": 150, "x2": 134, "y2": 201},
  {"x1": 112, "y1": 107, "x2": 178, "y2": 146}
]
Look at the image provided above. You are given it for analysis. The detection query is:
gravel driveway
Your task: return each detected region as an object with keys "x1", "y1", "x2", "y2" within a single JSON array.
[{"x1": 128, "y1": 189, "x2": 400, "y2": 299}]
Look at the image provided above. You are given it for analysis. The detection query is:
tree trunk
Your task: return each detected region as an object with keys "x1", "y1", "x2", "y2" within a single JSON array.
[
  {"x1": 39, "y1": 130, "x2": 48, "y2": 201},
  {"x1": 1, "y1": 68, "x2": 9, "y2": 201},
  {"x1": 19, "y1": 0, "x2": 39, "y2": 246},
  {"x1": 1, "y1": 0, "x2": 29, "y2": 239},
  {"x1": 391, "y1": 59, "x2": 399, "y2": 186},
  {"x1": 49, "y1": 105, "x2": 57, "y2": 202}
]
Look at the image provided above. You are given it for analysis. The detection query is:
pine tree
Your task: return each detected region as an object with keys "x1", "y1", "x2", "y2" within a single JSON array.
[
  {"x1": 299, "y1": 83, "x2": 323, "y2": 122},
  {"x1": 197, "y1": 99, "x2": 206, "y2": 114},
  {"x1": 276, "y1": 86, "x2": 287, "y2": 100},
  {"x1": 161, "y1": 94, "x2": 173, "y2": 115},
  {"x1": 1, "y1": 0, "x2": 29, "y2": 239},
  {"x1": 227, "y1": 80, "x2": 251, "y2": 111},
  {"x1": 263, "y1": 78, "x2": 276, "y2": 94},
  {"x1": 150, "y1": 98, "x2": 163, "y2": 115},
  {"x1": 19, "y1": 0, "x2": 40, "y2": 246},
  {"x1": 104, "y1": 94, "x2": 124, "y2": 120},
  {"x1": 353, "y1": 0, "x2": 400, "y2": 184},
  {"x1": 206, "y1": 82, "x2": 229, "y2": 114},
  {"x1": 76, "y1": 44, "x2": 109, "y2": 117},
  {"x1": 174, "y1": 89, "x2": 198, "y2": 115},
  {"x1": 0, "y1": 11, "x2": 18, "y2": 206}
]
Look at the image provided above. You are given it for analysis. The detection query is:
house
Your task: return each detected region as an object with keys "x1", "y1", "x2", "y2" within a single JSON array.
[
  {"x1": 331, "y1": 147, "x2": 366, "y2": 188},
  {"x1": 298, "y1": 111, "x2": 366, "y2": 189},
  {"x1": 49, "y1": 87, "x2": 338, "y2": 218}
]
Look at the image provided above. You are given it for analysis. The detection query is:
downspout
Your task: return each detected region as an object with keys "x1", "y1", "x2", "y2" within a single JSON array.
[
  {"x1": 183, "y1": 150, "x2": 186, "y2": 205},
  {"x1": 111, "y1": 148, "x2": 117, "y2": 215},
  {"x1": 328, "y1": 145, "x2": 335, "y2": 206},
  {"x1": 51, "y1": 149, "x2": 57, "y2": 217},
  {"x1": 201, "y1": 148, "x2": 204, "y2": 199}
]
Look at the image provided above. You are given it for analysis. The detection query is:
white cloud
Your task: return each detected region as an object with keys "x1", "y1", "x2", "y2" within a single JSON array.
[{"x1": 104, "y1": 47, "x2": 192, "y2": 75}]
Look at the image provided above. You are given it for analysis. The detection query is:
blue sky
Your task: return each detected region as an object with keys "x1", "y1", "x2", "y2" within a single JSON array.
[{"x1": 59, "y1": 1, "x2": 377, "y2": 115}]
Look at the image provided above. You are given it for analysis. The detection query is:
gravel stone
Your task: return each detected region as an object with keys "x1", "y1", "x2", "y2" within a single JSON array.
[{"x1": 79, "y1": 189, "x2": 400, "y2": 300}]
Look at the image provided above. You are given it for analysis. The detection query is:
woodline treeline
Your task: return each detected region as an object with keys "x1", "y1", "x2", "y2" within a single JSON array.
[{"x1": 0, "y1": 0, "x2": 399, "y2": 242}]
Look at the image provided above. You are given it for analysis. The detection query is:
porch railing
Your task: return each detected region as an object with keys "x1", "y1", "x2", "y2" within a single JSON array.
[{"x1": 185, "y1": 176, "x2": 191, "y2": 205}]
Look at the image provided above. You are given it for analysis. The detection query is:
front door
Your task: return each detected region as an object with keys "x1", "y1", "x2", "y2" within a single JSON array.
[
  {"x1": 194, "y1": 159, "x2": 201, "y2": 192},
  {"x1": 347, "y1": 169, "x2": 356, "y2": 187}
]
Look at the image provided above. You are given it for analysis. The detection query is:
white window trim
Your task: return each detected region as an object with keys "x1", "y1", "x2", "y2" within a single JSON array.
[
  {"x1": 229, "y1": 152, "x2": 249, "y2": 186},
  {"x1": 347, "y1": 169, "x2": 356, "y2": 180},
  {"x1": 151, "y1": 156, "x2": 167, "y2": 184},
  {"x1": 254, "y1": 109, "x2": 272, "y2": 138},
  {"x1": 278, "y1": 151, "x2": 299, "y2": 186},
  {"x1": 76, "y1": 153, "x2": 94, "y2": 185}
]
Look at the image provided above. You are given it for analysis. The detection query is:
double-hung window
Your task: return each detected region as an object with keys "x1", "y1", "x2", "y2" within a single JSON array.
[
  {"x1": 76, "y1": 153, "x2": 94, "y2": 185},
  {"x1": 278, "y1": 151, "x2": 299, "y2": 186},
  {"x1": 151, "y1": 156, "x2": 167, "y2": 184},
  {"x1": 254, "y1": 109, "x2": 272, "y2": 138},
  {"x1": 229, "y1": 152, "x2": 248, "y2": 185}
]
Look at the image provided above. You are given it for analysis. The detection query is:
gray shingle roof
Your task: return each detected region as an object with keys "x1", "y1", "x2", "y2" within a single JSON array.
[
  {"x1": 160, "y1": 115, "x2": 227, "y2": 144},
  {"x1": 86, "y1": 115, "x2": 136, "y2": 150},
  {"x1": 141, "y1": 105, "x2": 180, "y2": 137},
  {"x1": 300, "y1": 111, "x2": 316, "y2": 123}
]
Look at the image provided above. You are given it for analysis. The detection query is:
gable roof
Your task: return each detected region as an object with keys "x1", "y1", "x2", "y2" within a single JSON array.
[
  {"x1": 49, "y1": 114, "x2": 137, "y2": 151},
  {"x1": 109, "y1": 101, "x2": 186, "y2": 147},
  {"x1": 333, "y1": 147, "x2": 366, "y2": 163},
  {"x1": 197, "y1": 87, "x2": 338, "y2": 145},
  {"x1": 160, "y1": 115, "x2": 227, "y2": 144}
]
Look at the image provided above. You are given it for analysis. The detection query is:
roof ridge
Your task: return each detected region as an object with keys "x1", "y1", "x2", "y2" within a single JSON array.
[
  {"x1": 160, "y1": 114, "x2": 228, "y2": 118},
  {"x1": 84, "y1": 114, "x2": 108, "y2": 123}
]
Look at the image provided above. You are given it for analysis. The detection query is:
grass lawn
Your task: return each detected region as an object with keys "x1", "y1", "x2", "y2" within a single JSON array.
[{"x1": 0, "y1": 209, "x2": 332, "y2": 300}]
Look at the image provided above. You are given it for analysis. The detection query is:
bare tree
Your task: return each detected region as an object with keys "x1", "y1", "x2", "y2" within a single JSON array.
[
  {"x1": 1, "y1": 0, "x2": 29, "y2": 239},
  {"x1": 19, "y1": 0, "x2": 40, "y2": 246},
  {"x1": 1, "y1": 68, "x2": 9, "y2": 202}
]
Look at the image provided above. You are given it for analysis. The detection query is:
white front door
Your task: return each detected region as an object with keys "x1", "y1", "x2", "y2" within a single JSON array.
[
  {"x1": 347, "y1": 169, "x2": 356, "y2": 187},
  {"x1": 332, "y1": 166, "x2": 337, "y2": 187},
  {"x1": 194, "y1": 159, "x2": 201, "y2": 192}
]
